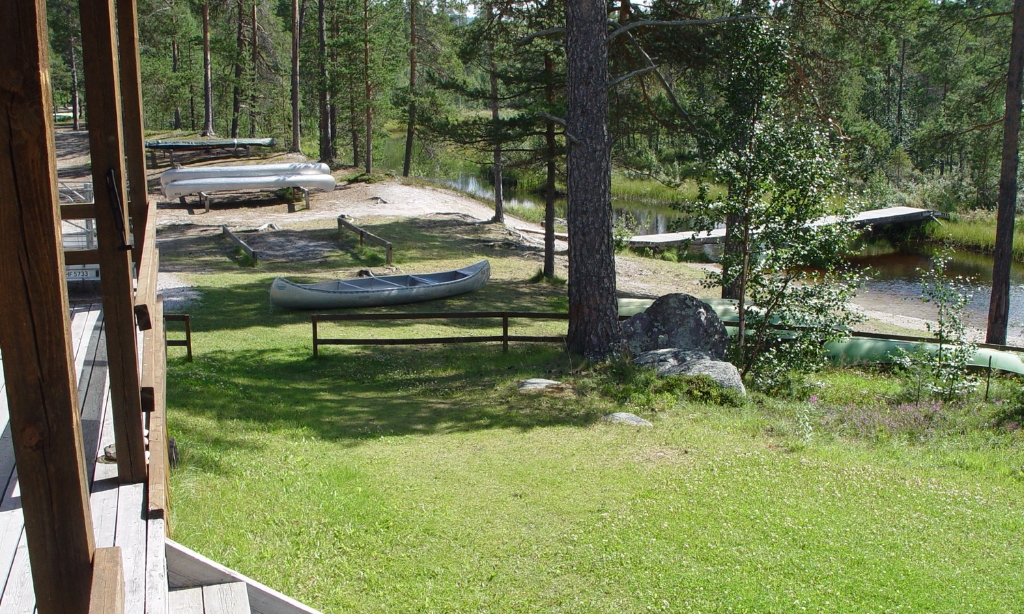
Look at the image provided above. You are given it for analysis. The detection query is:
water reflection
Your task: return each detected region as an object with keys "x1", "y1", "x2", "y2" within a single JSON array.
[
  {"x1": 433, "y1": 172, "x2": 686, "y2": 235},
  {"x1": 847, "y1": 242, "x2": 1024, "y2": 333}
]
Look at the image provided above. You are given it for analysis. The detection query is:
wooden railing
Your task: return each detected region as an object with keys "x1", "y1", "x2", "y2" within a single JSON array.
[
  {"x1": 132, "y1": 202, "x2": 172, "y2": 533},
  {"x1": 337, "y1": 217, "x2": 393, "y2": 264},
  {"x1": 165, "y1": 314, "x2": 193, "y2": 361},
  {"x1": 312, "y1": 312, "x2": 571, "y2": 357},
  {"x1": 222, "y1": 225, "x2": 258, "y2": 265}
]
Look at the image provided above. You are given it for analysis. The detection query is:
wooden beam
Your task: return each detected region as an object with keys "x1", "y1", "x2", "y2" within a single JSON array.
[
  {"x1": 65, "y1": 249, "x2": 101, "y2": 266},
  {"x1": 61, "y1": 203, "x2": 97, "y2": 220},
  {"x1": 222, "y1": 225, "x2": 258, "y2": 264},
  {"x1": 0, "y1": 0, "x2": 97, "y2": 610},
  {"x1": 88, "y1": 548, "x2": 125, "y2": 614},
  {"x1": 134, "y1": 246, "x2": 158, "y2": 331},
  {"x1": 79, "y1": 0, "x2": 148, "y2": 483},
  {"x1": 147, "y1": 299, "x2": 172, "y2": 533},
  {"x1": 116, "y1": 0, "x2": 150, "y2": 263}
]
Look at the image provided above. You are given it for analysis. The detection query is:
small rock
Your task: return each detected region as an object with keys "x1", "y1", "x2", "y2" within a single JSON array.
[
  {"x1": 634, "y1": 348, "x2": 712, "y2": 370},
  {"x1": 518, "y1": 378, "x2": 566, "y2": 393},
  {"x1": 669, "y1": 359, "x2": 746, "y2": 394},
  {"x1": 603, "y1": 412, "x2": 653, "y2": 427},
  {"x1": 634, "y1": 349, "x2": 746, "y2": 395}
]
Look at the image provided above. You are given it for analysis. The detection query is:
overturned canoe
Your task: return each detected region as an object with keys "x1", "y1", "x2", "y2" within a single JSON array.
[
  {"x1": 159, "y1": 162, "x2": 331, "y2": 192},
  {"x1": 145, "y1": 137, "x2": 276, "y2": 150},
  {"x1": 270, "y1": 260, "x2": 490, "y2": 310},
  {"x1": 162, "y1": 173, "x2": 336, "y2": 199}
]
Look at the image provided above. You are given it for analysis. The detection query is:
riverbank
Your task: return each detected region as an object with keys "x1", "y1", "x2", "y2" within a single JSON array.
[{"x1": 926, "y1": 210, "x2": 1024, "y2": 263}]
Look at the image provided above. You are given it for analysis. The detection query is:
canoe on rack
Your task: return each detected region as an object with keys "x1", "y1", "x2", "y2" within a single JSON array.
[{"x1": 270, "y1": 260, "x2": 491, "y2": 310}]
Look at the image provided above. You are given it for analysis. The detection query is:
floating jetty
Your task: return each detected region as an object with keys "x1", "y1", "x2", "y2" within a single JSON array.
[{"x1": 629, "y1": 206, "x2": 948, "y2": 249}]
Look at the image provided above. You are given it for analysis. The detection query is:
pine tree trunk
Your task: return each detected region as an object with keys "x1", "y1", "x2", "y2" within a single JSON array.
[
  {"x1": 249, "y1": 1, "x2": 257, "y2": 137},
  {"x1": 231, "y1": 0, "x2": 244, "y2": 138},
  {"x1": 987, "y1": 0, "x2": 1024, "y2": 345},
  {"x1": 403, "y1": 0, "x2": 417, "y2": 177},
  {"x1": 202, "y1": 0, "x2": 216, "y2": 136},
  {"x1": 350, "y1": 90, "x2": 361, "y2": 167},
  {"x1": 363, "y1": 0, "x2": 373, "y2": 175},
  {"x1": 565, "y1": 0, "x2": 618, "y2": 358},
  {"x1": 69, "y1": 40, "x2": 80, "y2": 131},
  {"x1": 291, "y1": 0, "x2": 301, "y2": 151},
  {"x1": 544, "y1": 52, "x2": 556, "y2": 279},
  {"x1": 488, "y1": 38, "x2": 503, "y2": 223},
  {"x1": 171, "y1": 39, "x2": 181, "y2": 130},
  {"x1": 318, "y1": 0, "x2": 333, "y2": 163}
]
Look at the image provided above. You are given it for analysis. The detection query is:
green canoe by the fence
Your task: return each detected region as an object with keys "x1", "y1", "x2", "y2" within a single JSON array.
[{"x1": 615, "y1": 297, "x2": 1024, "y2": 375}]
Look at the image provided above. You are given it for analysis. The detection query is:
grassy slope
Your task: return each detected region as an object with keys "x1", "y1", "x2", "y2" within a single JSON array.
[{"x1": 165, "y1": 217, "x2": 1024, "y2": 613}]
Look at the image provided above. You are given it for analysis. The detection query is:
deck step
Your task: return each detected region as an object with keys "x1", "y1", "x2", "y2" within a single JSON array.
[{"x1": 169, "y1": 582, "x2": 250, "y2": 614}]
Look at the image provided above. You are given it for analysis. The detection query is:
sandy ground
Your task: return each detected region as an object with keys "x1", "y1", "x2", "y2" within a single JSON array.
[{"x1": 53, "y1": 127, "x2": 1023, "y2": 346}]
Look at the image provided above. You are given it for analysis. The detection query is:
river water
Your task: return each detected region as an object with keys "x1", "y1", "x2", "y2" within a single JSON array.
[
  {"x1": 423, "y1": 171, "x2": 1023, "y2": 337},
  {"x1": 435, "y1": 173, "x2": 686, "y2": 235},
  {"x1": 848, "y1": 243, "x2": 1024, "y2": 335}
]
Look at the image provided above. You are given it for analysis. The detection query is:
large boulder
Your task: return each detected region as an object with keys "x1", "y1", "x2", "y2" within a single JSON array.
[
  {"x1": 634, "y1": 348, "x2": 746, "y2": 395},
  {"x1": 619, "y1": 294, "x2": 728, "y2": 359}
]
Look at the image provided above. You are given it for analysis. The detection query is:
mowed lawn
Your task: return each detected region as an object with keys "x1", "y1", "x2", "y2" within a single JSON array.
[{"x1": 164, "y1": 217, "x2": 1024, "y2": 612}]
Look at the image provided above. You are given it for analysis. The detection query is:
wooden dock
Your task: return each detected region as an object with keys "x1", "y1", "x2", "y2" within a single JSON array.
[{"x1": 628, "y1": 206, "x2": 948, "y2": 249}]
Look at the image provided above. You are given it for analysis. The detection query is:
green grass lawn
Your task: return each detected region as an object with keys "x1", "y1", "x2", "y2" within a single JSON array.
[{"x1": 164, "y1": 217, "x2": 1024, "y2": 612}]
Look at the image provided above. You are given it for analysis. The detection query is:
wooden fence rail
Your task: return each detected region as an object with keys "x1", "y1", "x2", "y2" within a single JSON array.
[
  {"x1": 164, "y1": 314, "x2": 193, "y2": 361},
  {"x1": 312, "y1": 311, "x2": 572, "y2": 356},
  {"x1": 222, "y1": 225, "x2": 257, "y2": 264},
  {"x1": 337, "y1": 217, "x2": 393, "y2": 264}
]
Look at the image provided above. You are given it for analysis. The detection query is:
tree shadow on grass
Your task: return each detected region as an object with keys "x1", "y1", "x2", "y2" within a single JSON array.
[{"x1": 167, "y1": 344, "x2": 598, "y2": 460}]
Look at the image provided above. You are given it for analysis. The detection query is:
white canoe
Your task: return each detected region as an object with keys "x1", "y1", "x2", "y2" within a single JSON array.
[
  {"x1": 162, "y1": 173, "x2": 336, "y2": 199},
  {"x1": 270, "y1": 260, "x2": 491, "y2": 310},
  {"x1": 160, "y1": 163, "x2": 331, "y2": 191}
]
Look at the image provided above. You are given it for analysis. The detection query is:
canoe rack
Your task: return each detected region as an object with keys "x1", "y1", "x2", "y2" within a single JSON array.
[{"x1": 337, "y1": 216, "x2": 393, "y2": 264}]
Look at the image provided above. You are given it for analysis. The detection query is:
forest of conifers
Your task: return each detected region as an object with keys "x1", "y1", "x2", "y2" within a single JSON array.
[{"x1": 46, "y1": 0, "x2": 1019, "y2": 210}]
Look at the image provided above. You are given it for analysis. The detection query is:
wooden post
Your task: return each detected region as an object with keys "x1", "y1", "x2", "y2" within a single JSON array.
[
  {"x1": 313, "y1": 316, "x2": 320, "y2": 357},
  {"x1": 502, "y1": 314, "x2": 509, "y2": 353},
  {"x1": 88, "y1": 548, "x2": 125, "y2": 614},
  {"x1": 79, "y1": 0, "x2": 149, "y2": 483},
  {"x1": 0, "y1": 0, "x2": 97, "y2": 609},
  {"x1": 115, "y1": 0, "x2": 150, "y2": 263}
]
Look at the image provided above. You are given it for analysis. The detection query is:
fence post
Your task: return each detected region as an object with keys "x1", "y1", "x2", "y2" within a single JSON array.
[
  {"x1": 386, "y1": 243, "x2": 393, "y2": 265},
  {"x1": 359, "y1": 230, "x2": 365, "y2": 246},
  {"x1": 986, "y1": 355, "x2": 992, "y2": 401},
  {"x1": 312, "y1": 315, "x2": 319, "y2": 358},
  {"x1": 183, "y1": 314, "x2": 193, "y2": 361},
  {"x1": 502, "y1": 314, "x2": 509, "y2": 353}
]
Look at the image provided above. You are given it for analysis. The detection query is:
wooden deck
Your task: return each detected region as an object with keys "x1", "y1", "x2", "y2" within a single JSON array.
[
  {"x1": 0, "y1": 307, "x2": 321, "y2": 614},
  {"x1": 0, "y1": 305, "x2": 165, "y2": 613},
  {"x1": 628, "y1": 206, "x2": 949, "y2": 248}
]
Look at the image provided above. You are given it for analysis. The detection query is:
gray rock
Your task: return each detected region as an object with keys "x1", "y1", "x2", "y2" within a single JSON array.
[
  {"x1": 634, "y1": 349, "x2": 746, "y2": 395},
  {"x1": 670, "y1": 360, "x2": 746, "y2": 394},
  {"x1": 619, "y1": 293, "x2": 728, "y2": 359},
  {"x1": 602, "y1": 412, "x2": 653, "y2": 427},
  {"x1": 634, "y1": 348, "x2": 712, "y2": 370},
  {"x1": 518, "y1": 378, "x2": 565, "y2": 393}
]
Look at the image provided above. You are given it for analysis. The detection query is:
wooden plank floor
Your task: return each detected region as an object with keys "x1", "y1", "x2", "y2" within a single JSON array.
[{"x1": 0, "y1": 305, "x2": 168, "y2": 614}]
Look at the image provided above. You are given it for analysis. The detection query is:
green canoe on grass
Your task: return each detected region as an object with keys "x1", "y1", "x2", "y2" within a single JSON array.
[{"x1": 616, "y1": 297, "x2": 1024, "y2": 375}]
